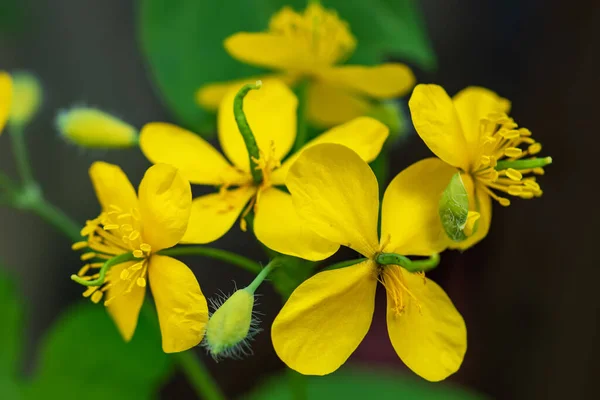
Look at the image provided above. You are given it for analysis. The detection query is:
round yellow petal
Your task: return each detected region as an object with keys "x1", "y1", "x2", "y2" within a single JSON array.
[
  {"x1": 272, "y1": 116, "x2": 389, "y2": 185},
  {"x1": 381, "y1": 158, "x2": 456, "y2": 256},
  {"x1": 385, "y1": 266, "x2": 467, "y2": 382},
  {"x1": 105, "y1": 261, "x2": 146, "y2": 342},
  {"x1": 272, "y1": 260, "x2": 377, "y2": 375},
  {"x1": 318, "y1": 63, "x2": 415, "y2": 98},
  {"x1": 140, "y1": 122, "x2": 247, "y2": 186},
  {"x1": 306, "y1": 81, "x2": 371, "y2": 127},
  {"x1": 286, "y1": 143, "x2": 380, "y2": 258},
  {"x1": 88, "y1": 162, "x2": 138, "y2": 213},
  {"x1": 138, "y1": 164, "x2": 192, "y2": 251},
  {"x1": 218, "y1": 79, "x2": 297, "y2": 171},
  {"x1": 0, "y1": 71, "x2": 11, "y2": 133},
  {"x1": 181, "y1": 186, "x2": 256, "y2": 244},
  {"x1": 254, "y1": 187, "x2": 338, "y2": 261},
  {"x1": 148, "y1": 255, "x2": 208, "y2": 353},
  {"x1": 448, "y1": 180, "x2": 492, "y2": 250},
  {"x1": 408, "y1": 84, "x2": 470, "y2": 170}
]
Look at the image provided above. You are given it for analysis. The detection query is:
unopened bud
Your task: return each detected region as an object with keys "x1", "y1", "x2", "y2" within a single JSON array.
[
  {"x1": 9, "y1": 71, "x2": 42, "y2": 127},
  {"x1": 439, "y1": 173, "x2": 479, "y2": 242},
  {"x1": 57, "y1": 107, "x2": 138, "y2": 148}
]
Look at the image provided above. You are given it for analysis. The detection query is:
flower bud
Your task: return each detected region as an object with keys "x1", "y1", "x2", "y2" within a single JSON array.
[
  {"x1": 9, "y1": 71, "x2": 42, "y2": 127},
  {"x1": 56, "y1": 107, "x2": 138, "y2": 148},
  {"x1": 439, "y1": 172, "x2": 480, "y2": 242}
]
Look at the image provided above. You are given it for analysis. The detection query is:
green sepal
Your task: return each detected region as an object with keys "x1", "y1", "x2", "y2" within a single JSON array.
[{"x1": 439, "y1": 172, "x2": 474, "y2": 242}]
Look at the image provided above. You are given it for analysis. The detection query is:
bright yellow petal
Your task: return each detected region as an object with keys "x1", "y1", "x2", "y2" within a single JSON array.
[
  {"x1": 88, "y1": 162, "x2": 138, "y2": 212},
  {"x1": 140, "y1": 122, "x2": 248, "y2": 186},
  {"x1": 138, "y1": 164, "x2": 192, "y2": 252},
  {"x1": 448, "y1": 179, "x2": 492, "y2": 250},
  {"x1": 181, "y1": 186, "x2": 256, "y2": 244},
  {"x1": 381, "y1": 158, "x2": 457, "y2": 256},
  {"x1": 306, "y1": 81, "x2": 371, "y2": 127},
  {"x1": 408, "y1": 84, "x2": 470, "y2": 170},
  {"x1": 272, "y1": 116, "x2": 389, "y2": 185},
  {"x1": 218, "y1": 79, "x2": 297, "y2": 171},
  {"x1": 286, "y1": 143, "x2": 380, "y2": 258},
  {"x1": 318, "y1": 63, "x2": 415, "y2": 99},
  {"x1": 148, "y1": 255, "x2": 208, "y2": 353},
  {"x1": 105, "y1": 261, "x2": 146, "y2": 342},
  {"x1": 272, "y1": 260, "x2": 377, "y2": 375},
  {"x1": 385, "y1": 266, "x2": 466, "y2": 382},
  {"x1": 452, "y1": 86, "x2": 511, "y2": 159},
  {"x1": 0, "y1": 71, "x2": 12, "y2": 133},
  {"x1": 254, "y1": 187, "x2": 339, "y2": 261}
]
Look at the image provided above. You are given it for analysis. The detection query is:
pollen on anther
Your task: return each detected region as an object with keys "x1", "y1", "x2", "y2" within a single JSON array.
[
  {"x1": 498, "y1": 197, "x2": 511, "y2": 207},
  {"x1": 128, "y1": 231, "x2": 140, "y2": 241},
  {"x1": 133, "y1": 250, "x2": 144, "y2": 258},
  {"x1": 91, "y1": 291, "x2": 103, "y2": 303},
  {"x1": 120, "y1": 269, "x2": 130, "y2": 280},
  {"x1": 81, "y1": 252, "x2": 96, "y2": 261},
  {"x1": 140, "y1": 243, "x2": 152, "y2": 253},
  {"x1": 528, "y1": 143, "x2": 542, "y2": 155},
  {"x1": 71, "y1": 241, "x2": 88, "y2": 250},
  {"x1": 136, "y1": 277, "x2": 147, "y2": 287},
  {"x1": 505, "y1": 168, "x2": 523, "y2": 181},
  {"x1": 504, "y1": 147, "x2": 523, "y2": 158},
  {"x1": 104, "y1": 224, "x2": 119, "y2": 230}
]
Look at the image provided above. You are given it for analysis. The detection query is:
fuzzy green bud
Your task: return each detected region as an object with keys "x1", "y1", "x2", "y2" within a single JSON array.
[
  {"x1": 56, "y1": 107, "x2": 138, "y2": 148},
  {"x1": 439, "y1": 172, "x2": 480, "y2": 242},
  {"x1": 9, "y1": 72, "x2": 42, "y2": 127}
]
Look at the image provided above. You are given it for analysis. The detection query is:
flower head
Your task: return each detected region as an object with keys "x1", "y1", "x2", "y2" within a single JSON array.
[
  {"x1": 0, "y1": 71, "x2": 12, "y2": 133},
  {"x1": 141, "y1": 80, "x2": 389, "y2": 260},
  {"x1": 272, "y1": 143, "x2": 466, "y2": 381},
  {"x1": 72, "y1": 162, "x2": 208, "y2": 353},
  {"x1": 9, "y1": 71, "x2": 42, "y2": 127},
  {"x1": 408, "y1": 85, "x2": 552, "y2": 249},
  {"x1": 197, "y1": 3, "x2": 414, "y2": 127}
]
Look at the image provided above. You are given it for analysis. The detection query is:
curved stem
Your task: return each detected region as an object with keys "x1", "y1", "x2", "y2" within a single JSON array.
[
  {"x1": 246, "y1": 258, "x2": 280, "y2": 293},
  {"x1": 29, "y1": 199, "x2": 82, "y2": 242},
  {"x1": 157, "y1": 246, "x2": 262, "y2": 274},
  {"x1": 70, "y1": 252, "x2": 136, "y2": 286},
  {"x1": 376, "y1": 253, "x2": 440, "y2": 272},
  {"x1": 172, "y1": 351, "x2": 226, "y2": 400},
  {"x1": 9, "y1": 124, "x2": 35, "y2": 187},
  {"x1": 233, "y1": 81, "x2": 263, "y2": 184}
]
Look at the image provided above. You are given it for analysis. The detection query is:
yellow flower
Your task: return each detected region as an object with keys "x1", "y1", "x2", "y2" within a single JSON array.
[
  {"x1": 72, "y1": 162, "x2": 208, "y2": 353},
  {"x1": 272, "y1": 143, "x2": 466, "y2": 381},
  {"x1": 196, "y1": 3, "x2": 415, "y2": 127},
  {"x1": 9, "y1": 72, "x2": 42, "y2": 126},
  {"x1": 409, "y1": 84, "x2": 551, "y2": 249},
  {"x1": 0, "y1": 71, "x2": 12, "y2": 133},
  {"x1": 141, "y1": 80, "x2": 389, "y2": 261}
]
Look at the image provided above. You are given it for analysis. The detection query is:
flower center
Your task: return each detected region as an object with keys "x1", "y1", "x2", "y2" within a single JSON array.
[
  {"x1": 269, "y1": 3, "x2": 356, "y2": 70},
  {"x1": 470, "y1": 112, "x2": 545, "y2": 206},
  {"x1": 72, "y1": 204, "x2": 152, "y2": 305},
  {"x1": 379, "y1": 265, "x2": 423, "y2": 318}
]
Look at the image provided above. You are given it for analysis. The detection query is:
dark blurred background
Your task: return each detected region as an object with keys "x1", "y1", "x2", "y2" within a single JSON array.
[{"x1": 0, "y1": 0, "x2": 597, "y2": 399}]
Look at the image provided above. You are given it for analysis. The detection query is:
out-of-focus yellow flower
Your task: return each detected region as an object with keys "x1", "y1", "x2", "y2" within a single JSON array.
[
  {"x1": 0, "y1": 71, "x2": 12, "y2": 133},
  {"x1": 141, "y1": 80, "x2": 389, "y2": 261},
  {"x1": 72, "y1": 162, "x2": 207, "y2": 353},
  {"x1": 9, "y1": 72, "x2": 42, "y2": 126},
  {"x1": 272, "y1": 143, "x2": 466, "y2": 381},
  {"x1": 196, "y1": 3, "x2": 415, "y2": 127},
  {"x1": 408, "y1": 85, "x2": 552, "y2": 249}
]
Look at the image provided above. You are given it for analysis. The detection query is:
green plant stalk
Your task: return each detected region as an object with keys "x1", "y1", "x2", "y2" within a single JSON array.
[
  {"x1": 158, "y1": 246, "x2": 262, "y2": 274},
  {"x1": 173, "y1": 351, "x2": 226, "y2": 400},
  {"x1": 233, "y1": 82, "x2": 263, "y2": 184},
  {"x1": 292, "y1": 79, "x2": 310, "y2": 152},
  {"x1": 9, "y1": 124, "x2": 36, "y2": 187},
  {"x1": 495, "y1": 156, "x2": 552, "y2": 171},
  {"x1": 246, "y1": 258, "x2": 280, "y2": 293},
  {"x1": 375, "y1": 253, "x2": 440, "y2": 272},
  {"x1": 29, "y1": 199, "x2": 82, "y2": 242}
]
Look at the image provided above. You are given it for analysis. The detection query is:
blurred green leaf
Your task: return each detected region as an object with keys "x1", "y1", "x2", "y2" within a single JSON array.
[
  {"x1": 138, "y1": 0, "x2": 435, "y2": 136},
  {"x1": 244, "y1": 367, "x2": 486, "y2": 400},
  {"x1": 270, "y1": 254, "x2": 317, "y2": 298},
  {"x1": 0, "y1": 269, "x2": 25, "y2": 399}
]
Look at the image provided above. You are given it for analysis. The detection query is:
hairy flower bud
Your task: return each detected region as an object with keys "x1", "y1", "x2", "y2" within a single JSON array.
[{"x1": 9, "y1": 72, "x2": 42, "y2": 127}]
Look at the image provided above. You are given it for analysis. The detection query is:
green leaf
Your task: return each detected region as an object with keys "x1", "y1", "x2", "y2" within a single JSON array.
[
  {"x1": 26, "y1": 303, "x2": 172, "y2": 400},
  {"x1": 0, "y1": 269, "x2": 25, "y2": 399},
  {"x1": 244, "y1": 366, "x2": 486, "y2": 400},
  {"x1": 439, "y1": 173, "x2": 472, "y2": 242}
]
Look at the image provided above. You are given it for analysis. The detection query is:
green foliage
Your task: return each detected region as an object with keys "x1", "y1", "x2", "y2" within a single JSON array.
[
  {"x1": 138, "y1": 0, "x2": 436, "y2": 136},
  {"x1": 0, "y1": 270, "x2": 25, "y2": 399},
  {"x1": 439, "y1": 172, "x2": 471, "y2": 242},
  {"x1": 245, "y1": 367, "x2": 486, "y2": 400}
]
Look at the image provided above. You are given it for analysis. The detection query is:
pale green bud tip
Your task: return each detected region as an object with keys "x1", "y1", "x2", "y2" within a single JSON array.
[
  {"x1": 439, "y1": 172, "x2": 480, "y2": 242},
  {"x1": 56, "y1": 107, "x2": 138, "y2": 149},
  {"x1": 9, "y1": 71, "x2": 42, "y2": 126},
  {"x1": 203, "y1": 288, "x2": 260, "y2": 360}
]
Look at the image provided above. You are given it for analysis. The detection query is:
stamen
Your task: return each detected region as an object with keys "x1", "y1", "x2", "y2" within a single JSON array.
[
  {"x1": 71, "y1": 241, "x2": 88, "y2": 250},
  {"x1": 505, "y1": 168, "x2": 523, "y2": 181}
]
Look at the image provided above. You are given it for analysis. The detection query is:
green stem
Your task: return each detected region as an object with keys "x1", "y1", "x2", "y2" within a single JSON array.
[
  {"x1": 70, "y1": 252, "x2": 136, "y2": 286},
  {"x1": 323, "y1": 257, "x2": 367, "y2": 271},
  {"x1": 495, "y1": 157, "x2": 552, "y2": 171},
  {"x1": 292, "y1": 79, "x2": 310, "y2": 152},
  {"x1": 246, "y1": 258, "x2": 280, "y2": 293},
  {"x1": 233, "y1": 82, "x2": 263, "y2": 184},
  {"x1": 9, "y1": 124, "x2": 36, "y2": 187},
  {"x1": 375, "y1": 253, "x2": 440, "y2": 272},
  {"x1": 157, "y1": 246, "x2": 262, "y2": 274},
  {"x1": 172, "y1": 351, "x2": 226, "y2": 400},
  {"x1": 29, "y1": 199, "x2": 82, "y2": 242}
]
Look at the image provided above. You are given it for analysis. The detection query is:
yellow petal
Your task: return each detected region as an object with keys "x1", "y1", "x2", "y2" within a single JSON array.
[
  {"x1": 272, "y1": 116, "x2": 389, "y2": 185},
  {"x1": 105, "y1": 261, "x2": 146, "y2": 342},
  {"x1": 306, "y1": 81, "x2": 371, "y2": 127},
  {"x1": 254, "y1": 187, "x2": 338, "y2": 261},
  {"x1": 408, "y1": 84, "x2": 470, "y2": 170},
  {"x1": 138, "y1": 164, "x2": 192, "y2": 251},
  {"x1": 140, "y1": 122, "x2": 248, "y2": 186},
  {"x1": 89, "y1": 162, "x2": 138, "y2": 212},
  {"x1": 272, "y1": 260, "x2": 377, "y2": 375},
  {"x1": 181, "y1": 186, "x2": 256, "y2": 244},
  {"x1": 381, "y1": 158, "x2": 456, "y2": 255},
  {"x1": 286, "y1": 143, "x2": 380, "y2": 258},
  {"x1": 448, "y1": 179, "x2": 492, "y2": 250},
  {"x1": 453, "y1": 86, "x2": 511, "y2": 159},
  {"x1": 0, "y1": 71, "x2": 11, "y2": 133},
  {"x1": 385, "y1": 266, "x2": 466, "y2": 382},
  {"x1": 318, "y1": 63, "x2": 415, "y2": 98},
  {"x1": 218, "y1": 79, "x2": 297, "y2": 171},
  {"x1": 148, "y1": 255, "x2": 208, "y2": 353}
]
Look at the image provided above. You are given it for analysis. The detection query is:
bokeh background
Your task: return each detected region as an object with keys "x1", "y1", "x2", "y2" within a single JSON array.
[{"x1": 0, "y1": 0, "x2": 597, "y2": 398}]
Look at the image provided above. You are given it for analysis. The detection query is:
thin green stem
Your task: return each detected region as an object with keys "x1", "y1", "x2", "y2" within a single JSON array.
[
  {"x1": 292, "y1": 79, "x2": 310, "y2": 152},
  {"x1": 70, "y1": 252, "x2": 136, "y2": 286},
  {"x1": 9, "y1": 124, "x2": 36, "y2": 187},
  {"x1": 233, "y1": 81, "x2": 263, "y2": 184},
  {"x1": 172, "y1": 351, "x2": 226, "y2": 400},
  {"x1": 29, "y1": 199, "x2": 82, "y2": 242},
  {"x1": 157, "y1": 246, "x2": 262, "y2": 274},
  {"x1": 246, "y1": 258, "x2": 280, "y2": 293},
  {"x1": 323, "y1": 257, "x2": 367, "y2": 271},
  {"x1": 495, "y1": 156, "x2": 552, "y2": 171},
  {"x1": 376, "y1": 253, "x2": 440, "y2": 272}
]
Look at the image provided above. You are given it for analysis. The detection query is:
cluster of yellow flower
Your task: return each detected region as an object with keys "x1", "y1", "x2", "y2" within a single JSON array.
[{"x1": 1, "y1": 2, "x2": 551, "y2": 383}]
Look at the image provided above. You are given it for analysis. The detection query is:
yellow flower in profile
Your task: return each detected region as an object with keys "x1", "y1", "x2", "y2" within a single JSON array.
[
  {"x1": 72, "y1": 162, "x2": 208, "y2": 353},
  {"x1": 272, "y1": 143, "x2": 466, "y2": 381},
  {"x1": 0, "y1": 71, "x2": 12, "y2": 133},
  {"x1": 409, "y1": 84, "x2": 552, "y2": 249},
  {"x1": 141, "y1": 80, "x2": 389, "y2": 261},
  {"x1": 196, "y1": 3, "x2": 414, "y2": 127}
]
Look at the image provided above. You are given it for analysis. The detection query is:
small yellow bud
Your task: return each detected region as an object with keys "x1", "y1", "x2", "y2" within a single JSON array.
[
  {"x1": 9, "y1": 71, "x2": 42, "y2": 127},
  {"x1": 204, "y1": 288, "x2": 259, "y2": 359},
  {"x1": 57, "y1": 107, "x2": 138, "y2": 148}
]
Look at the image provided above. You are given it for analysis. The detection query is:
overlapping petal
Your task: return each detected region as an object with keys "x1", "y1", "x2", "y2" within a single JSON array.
[
  {"x1": 0, "y1": 71, "x2": 12, "y2": 133},
  {"x1": 305, "y1": 81, "x2": 371, "y2": 127},
  {"x1": 89, "y1": 162, "x2": 138, "y2": 213}
]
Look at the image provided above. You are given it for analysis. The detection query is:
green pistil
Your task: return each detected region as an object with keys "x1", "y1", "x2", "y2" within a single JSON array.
[
  {"x1": 375, "y1": 253, "x2": 440, "y2": 273},
  {"x1": 71, "y1": 252, "x2": 136, "y2": 287},
  {"x1": 233, "y1": 81, "x2": 263, "y2": 184},
  {"x1": 495, "y1": 156, "x2": 552, "y2": 171}
]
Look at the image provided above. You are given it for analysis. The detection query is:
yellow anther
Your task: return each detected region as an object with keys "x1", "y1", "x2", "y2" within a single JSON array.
[
  {"x1": 109, "y1": 205, "x2": 122, "y2": 211},
  {"x1": 78, "y1": 264, "x2": 91, "y2": 276},
  {"x1": 81, "y1": 252, "x2": 96, "y2": 261},
  {"x1": 133, "y1": 250, "x2": 144, "y2": 258},
  {"x1": 519, "y1": 128, "x2": 532, "y2": 136},
  {"x1": 500, "y1": 129, "x2": 520, "y2": 139},
  {"x1": 136, "y1": 277, "x2": 147, "y2": 287},
  {"x1": 504, "y1": 147, "x2": 523, "y2": 158},
  {"x1": 508, "y1": 186, "x2": 522, "y2": 196},
  {"x1": 505, "y1": 168, "x2": 523, "y2": 181},
  {"x1": 130, "y1": 261, "x2": 144, "y2": 271},
  {"x1": 528, "y1": 142, "x2": 542, "y2": 155},
  {"x1": 479, "y1": 155, "x2": 491, "y2": 166},
  {"x1": 520, "y1": 192, "x2": 534, "y2": 199},
  {"x1": 71, "y1": 241, "x2": 88, "y2": 250},
  {"x1": 128, "y1": 230, "x2": 140, "y2": 241},
  {"x1": 104, "y1": 224, "x2": 119, "y2": 230},
  {"x1": 498, "y1": 197, "x2": 511, "y2": 207},
  {"x1": 91, "y1": 291, "x2": 104, "y2": 304},
  {"x1": 117, "y1": 213, "x2": 131, "y2": 220},
  {"x1": 120, "y1": 224, "x2": 133, "y2": 232},
  {"x1": 523, "y1": 180, "x2": 540, "y2": 190},
  {"x1": 533, "y1": 167, "x2": 545, "y2": 175},
  {"x1": 82, "y1": 286, "x2": 97, "y2": 297},
  {"x1": 120, "y1": 269, "x2": 130, "y2": 280},
  {"x1": 463, "y1": 211, "x2": 480, "y2": 237},
  {"x1": 140, "y1": 243, "x2": 152, "y2": 253}
]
